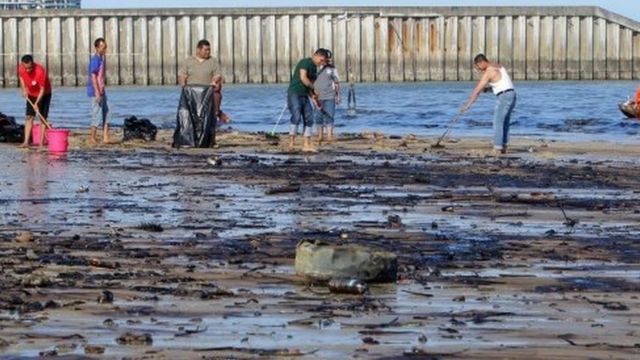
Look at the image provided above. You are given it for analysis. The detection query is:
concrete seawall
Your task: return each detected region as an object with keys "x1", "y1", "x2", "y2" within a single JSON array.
[{"x1": 1, "y1": 6, "x2": 639, "y2": 87}]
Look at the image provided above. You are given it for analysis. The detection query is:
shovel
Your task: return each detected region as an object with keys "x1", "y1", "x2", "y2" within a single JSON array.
[
  {"x1": 25, "y1": 97, "x2": 53, "y2": 130},
  {"x1": 269, "y1": 102, "x2": 288, "y2": 138},
  {"x1": 431, "y1": 111, "x2": 464, "y2": 149}
]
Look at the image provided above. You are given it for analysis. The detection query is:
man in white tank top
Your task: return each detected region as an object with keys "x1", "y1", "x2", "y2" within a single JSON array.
[{"x1": 461, "y1": 54, "x2": 517, "y2": 154}]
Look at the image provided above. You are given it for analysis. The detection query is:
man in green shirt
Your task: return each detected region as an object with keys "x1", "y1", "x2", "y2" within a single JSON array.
[{"x1": 288, "y1": 48, "x2": 330, "y2": 152}]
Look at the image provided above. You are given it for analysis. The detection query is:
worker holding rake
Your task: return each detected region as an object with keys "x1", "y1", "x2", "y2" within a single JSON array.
[{"x1": 17, "y1": 54, "x2": 52, "y2": 148}]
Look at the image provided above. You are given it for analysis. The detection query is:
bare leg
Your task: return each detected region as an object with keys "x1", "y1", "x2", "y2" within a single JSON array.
[
  {"x1": 102, "y1": 123, "x2": 111, "y2": 144},
  {"x1": 288, "y1": 135, "x2": 296, "y2": 151},
  {"x1": 317, "y1": 125, "x2": 325, "y2": 142},
  {"x1": 89, "y1": 126, "x2": 98, "y2": 145},
  {"x1": 19, "y1": 117, "x2": 33, "y2": 148},
  {"x1": 327, "y1": 125, "x2": 334, "y2": 142},
  {"x1": 302, "y1": 136, "x2": 317, "y2": 153},
  {"x1": 38, "y1": 119, "x2": 46, "y2": 150}
]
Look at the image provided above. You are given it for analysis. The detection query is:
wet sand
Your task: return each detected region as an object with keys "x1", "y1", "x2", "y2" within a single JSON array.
[{"x1": 1, "y1": 130, "x2": 639, "y2": 359}]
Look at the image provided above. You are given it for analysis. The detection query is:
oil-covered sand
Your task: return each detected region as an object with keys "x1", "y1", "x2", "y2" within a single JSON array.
[{"x1": 1, "y1": 130, "x2": 639, "y2": 359}]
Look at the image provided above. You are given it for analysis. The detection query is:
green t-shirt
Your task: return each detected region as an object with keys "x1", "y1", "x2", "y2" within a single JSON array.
[{"x1": 288, "y1": 57, "x2": 317, "y2": 95}]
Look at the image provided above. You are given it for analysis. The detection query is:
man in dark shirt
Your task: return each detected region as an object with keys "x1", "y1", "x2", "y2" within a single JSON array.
[{"x1": 287, "y1": 48, "x2": 330, "y2": 152}]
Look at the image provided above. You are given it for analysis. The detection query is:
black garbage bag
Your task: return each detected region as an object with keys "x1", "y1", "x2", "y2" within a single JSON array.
[
  {"x1": 173, "y1": 85, "x2": 217, "y2": 148},
  {"x1": 123, "y1": 116, "x2": 158, "y2": 142},
  {"x1": 0, "y1": 112, "x2": 24, "y2": 143}
]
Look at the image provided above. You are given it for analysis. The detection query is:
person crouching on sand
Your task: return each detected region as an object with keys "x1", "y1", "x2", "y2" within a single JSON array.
[{"x1": 461, "y1": 54, "x2": 516, "y2": 155}]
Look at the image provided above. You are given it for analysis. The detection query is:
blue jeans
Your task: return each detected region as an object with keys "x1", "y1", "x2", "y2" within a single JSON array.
[
  {"x1": 90, "y1": 94, "x2": 111, "y2": 128},
  {"x1": 493, "y1": 90, "x2": 516, "y2": 149},
  {"x1": 315, "y1": 99, "x2": 336, "y2": 126},
  {"x1": 287, "y1": 91, "x2": 313, "y2": 137}
]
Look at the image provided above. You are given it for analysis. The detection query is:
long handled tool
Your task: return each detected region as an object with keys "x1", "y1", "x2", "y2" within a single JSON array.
[
  {"x1": 270, "y1": 103, "x2": 288, "y2": 136},
  {"x1": 431, "y1": 111, "x2": 464, "y2": 149},
  {"x1": 25, "y1": 97, "x2": 53, "y2": 130}
]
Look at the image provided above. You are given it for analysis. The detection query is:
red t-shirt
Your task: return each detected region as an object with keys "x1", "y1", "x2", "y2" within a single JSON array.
[{"x1": 18, "y1": 63, "x2": 52, "y2": 98}]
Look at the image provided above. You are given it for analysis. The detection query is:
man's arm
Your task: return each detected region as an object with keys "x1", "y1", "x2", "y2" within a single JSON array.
[
  {"x1": 461, "y1": 69, "x2": 492, "y2": 113},
  {"x1": 18, "y1": 77, "x2": 28, "y2": 99},
  {"x1": 91, "y1": 73, "x2": 102, "y2": 102}
]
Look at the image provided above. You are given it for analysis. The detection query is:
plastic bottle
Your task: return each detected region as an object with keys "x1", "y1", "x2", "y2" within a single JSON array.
[{"x1": 328, "y1": 278, "x2": 368, "y2": 295}]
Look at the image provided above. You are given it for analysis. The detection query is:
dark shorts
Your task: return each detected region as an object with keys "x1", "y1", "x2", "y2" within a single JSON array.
[{"x1": 26, "y1": 93, "x2": 52, "y2": 119}]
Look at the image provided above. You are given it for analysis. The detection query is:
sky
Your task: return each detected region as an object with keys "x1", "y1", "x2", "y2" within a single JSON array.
[{"x1": 82, "y1": 1, "x2": 639, "y2": 21}]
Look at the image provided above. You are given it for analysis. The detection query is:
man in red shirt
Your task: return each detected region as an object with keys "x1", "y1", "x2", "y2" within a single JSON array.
[{"x1": 17, "y1": 54, "x2": 52, "y2": 148}]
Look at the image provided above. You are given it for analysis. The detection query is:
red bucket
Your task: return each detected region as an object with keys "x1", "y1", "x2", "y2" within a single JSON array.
[
  {"x1": 47, "y1": 129, "x2": 70, "y2": 153},
  {"x1": 31, "y1": 124, "x2": 48, "y2": 145}
]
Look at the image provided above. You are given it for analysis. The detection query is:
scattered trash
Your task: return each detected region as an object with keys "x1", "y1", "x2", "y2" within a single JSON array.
[
  {"x1": 0, "y1": 112, "x2": 24, "y2": 143},
  {"x1": 97, "y1": 290, "x2": 114, "y2": 304},
  {"x1": 136, "y1": 222, "x2": 164, "y2": 232},
  {"x1": 116, "y1": 332, "x2": 153, "y2": 346},
  {"x1": 123, "y1": 116, "x2": 158, "y2": 142},
  {"x1": 84, "y1": 345, "x2": 106, "y2": 354},
  {"x1": 207, "y1": 155, "x2": 222, "y2": 166},
  {"x1": 387, "y1": 214, "x2": 402, "y2": 228},
  {"x1": 328, "y1": 278, "x2": 369, "y2": 295},
  {"x1": 295, "y1": 240, "x2": 398, "y2": 282},
  {"x1": 16, "y1": 231, "x2": 34, "y2": 243},
  {"x1": 265, "y1": 183, "x2": 301, "y2": 195}
]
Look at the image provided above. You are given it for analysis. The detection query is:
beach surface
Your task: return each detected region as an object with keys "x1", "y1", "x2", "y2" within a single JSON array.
[{"x1": 1, "y1": 130, "x2": 639, "y2": 359}]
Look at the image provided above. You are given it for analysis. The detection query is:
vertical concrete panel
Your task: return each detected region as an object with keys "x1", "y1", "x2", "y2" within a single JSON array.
[
  {"x1": 403, "y1": 18, "x2": 416, "y2": 81},
  {"x1": 105, "y1": 17, "x2": 119, "y2": 85},
  {"x1": 47, "y1": 17, "x2": 62, "y2": 86},
  {"x1": 318, "y1": 15, "x2": 332, "y2": 49},
  {"x1": 606, "y1": 22, "x2": 620, "y2": 80},
  {"x1": 3, "y1": 18, "x2": 18, "y2": 87},
  {"x1": 458, "y1": 16, "x2": 472, "y2": 81},
  {"x1": 347, "y1": 16, "x2": 361, "y2": 82},
  {"x1": 593, "y1": 18, "x2": 607, "y2": 80},
  {"x1": 161, "y1": 17, "x2": 176, "y2": 85},
  {"x1": 62, "y1": 17, "x2": 76, "y2": 86},
  {"x1": 176, "y1": 16, "x2": 191, "y2": 85},
  {"x1": 499, "y1": 16, "x2": 513, "y2": 76},
  {"x1": 539, "y1": 16, "x2": 553, "y2": 80},
  {"x1": 485, "y1": 16, "x2": 499, "y2": 62},
  {"x1": 191, "y1": 16, "x2": 205, "y2": 44},
  {"x1": 374, "y1": 17, "x2": 389, "y2": 82},
  {"x1": 76, "y1": 17, "x2": 90, "y2": 87},
  {"x1": 0, "y1": 19, "x2": 4, "y2": 86},
  {"x1": 119, "y1": 17, "x2": 134, "y2": 85},
  {"x1": 633, "y1": 33, "x2": 640, "y2": 80},
  {"x1": 429, "y1": 17, "x2": 445, "y2": 81},
  {"x1": 234, "y1": 16, "x2": 248, "y2": 83},
  {"x1": 361, "y1": 15, "x2": 375, "y2": 82},
  {"x1": 552, "y1": 16, "x2": 567, "y2": 80},
  {"x1": 134, "y1": 16, "x2": 148, "y2": 85},
  {"x1": 291, "y1": 15, "x2": 304, "y2": 71},
  {"x1": 513, "y1": 16, "x2": 526, "y2": 80},
  {"x1": 444, "y1": 16, "x2": 458, "y2": 81},
  {"x1": 620, "y1": 28, "x2": 632, "y2": 80},
  {"x1": 333, "y1": 16, "x2": 347, "y2": 82},
  {"x1": 580, "y1": 17, "x2": 593, "y2": 80},
  {"x1": 205, "y1": 16, "x2": 220, "y2": 70},
  {"x1": 261, "y1": 15, "x2": 276, "y2": 83},
  {"x1": 416, "y1": 18, "x2": 429, "y2": 81},
  {"x1": 219, "y1": 16, "x2": 234, "y2": 83},
  {"x1": 305, "y1": 15, "x2": 318, "y2": 56},
  {"x1": 526, "y1": 16, "x2": 540, "y2": 80},
  {"x1": 31, "y1": 18, "x2": 44, "y2": 64},
  {"x1": 19, "y1": 18, "x2": 33, "y2": 59},
  {"x1": 90, "y1": 17, "x2": 104, "y2": 45},
  {"x1": 148, "y1": 16, "x2": 163, "y2": 85},
  {"x1": 566, "y1": 16, "x2": 580, "y2": 80},
  {"x1": 248, "y1": 16, "x2": 262, "y2": 83},
  {"x1": 276, "y1": 15, "x2": 290, "y2": 83},
  {"x1": 389, "y1": 18, "x2": 404, "y2": 82},
  {"x1": 472, "y1": 16, "x2": 485, "y2": 80}
]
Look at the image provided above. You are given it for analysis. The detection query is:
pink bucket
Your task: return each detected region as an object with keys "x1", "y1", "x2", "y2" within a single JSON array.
[
  {"x1": 47, "y1": 129, "x2": 70, "y2": 153},
  {"x1": 31, "y1": 124, "x2": 48, "y2": 145}
]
